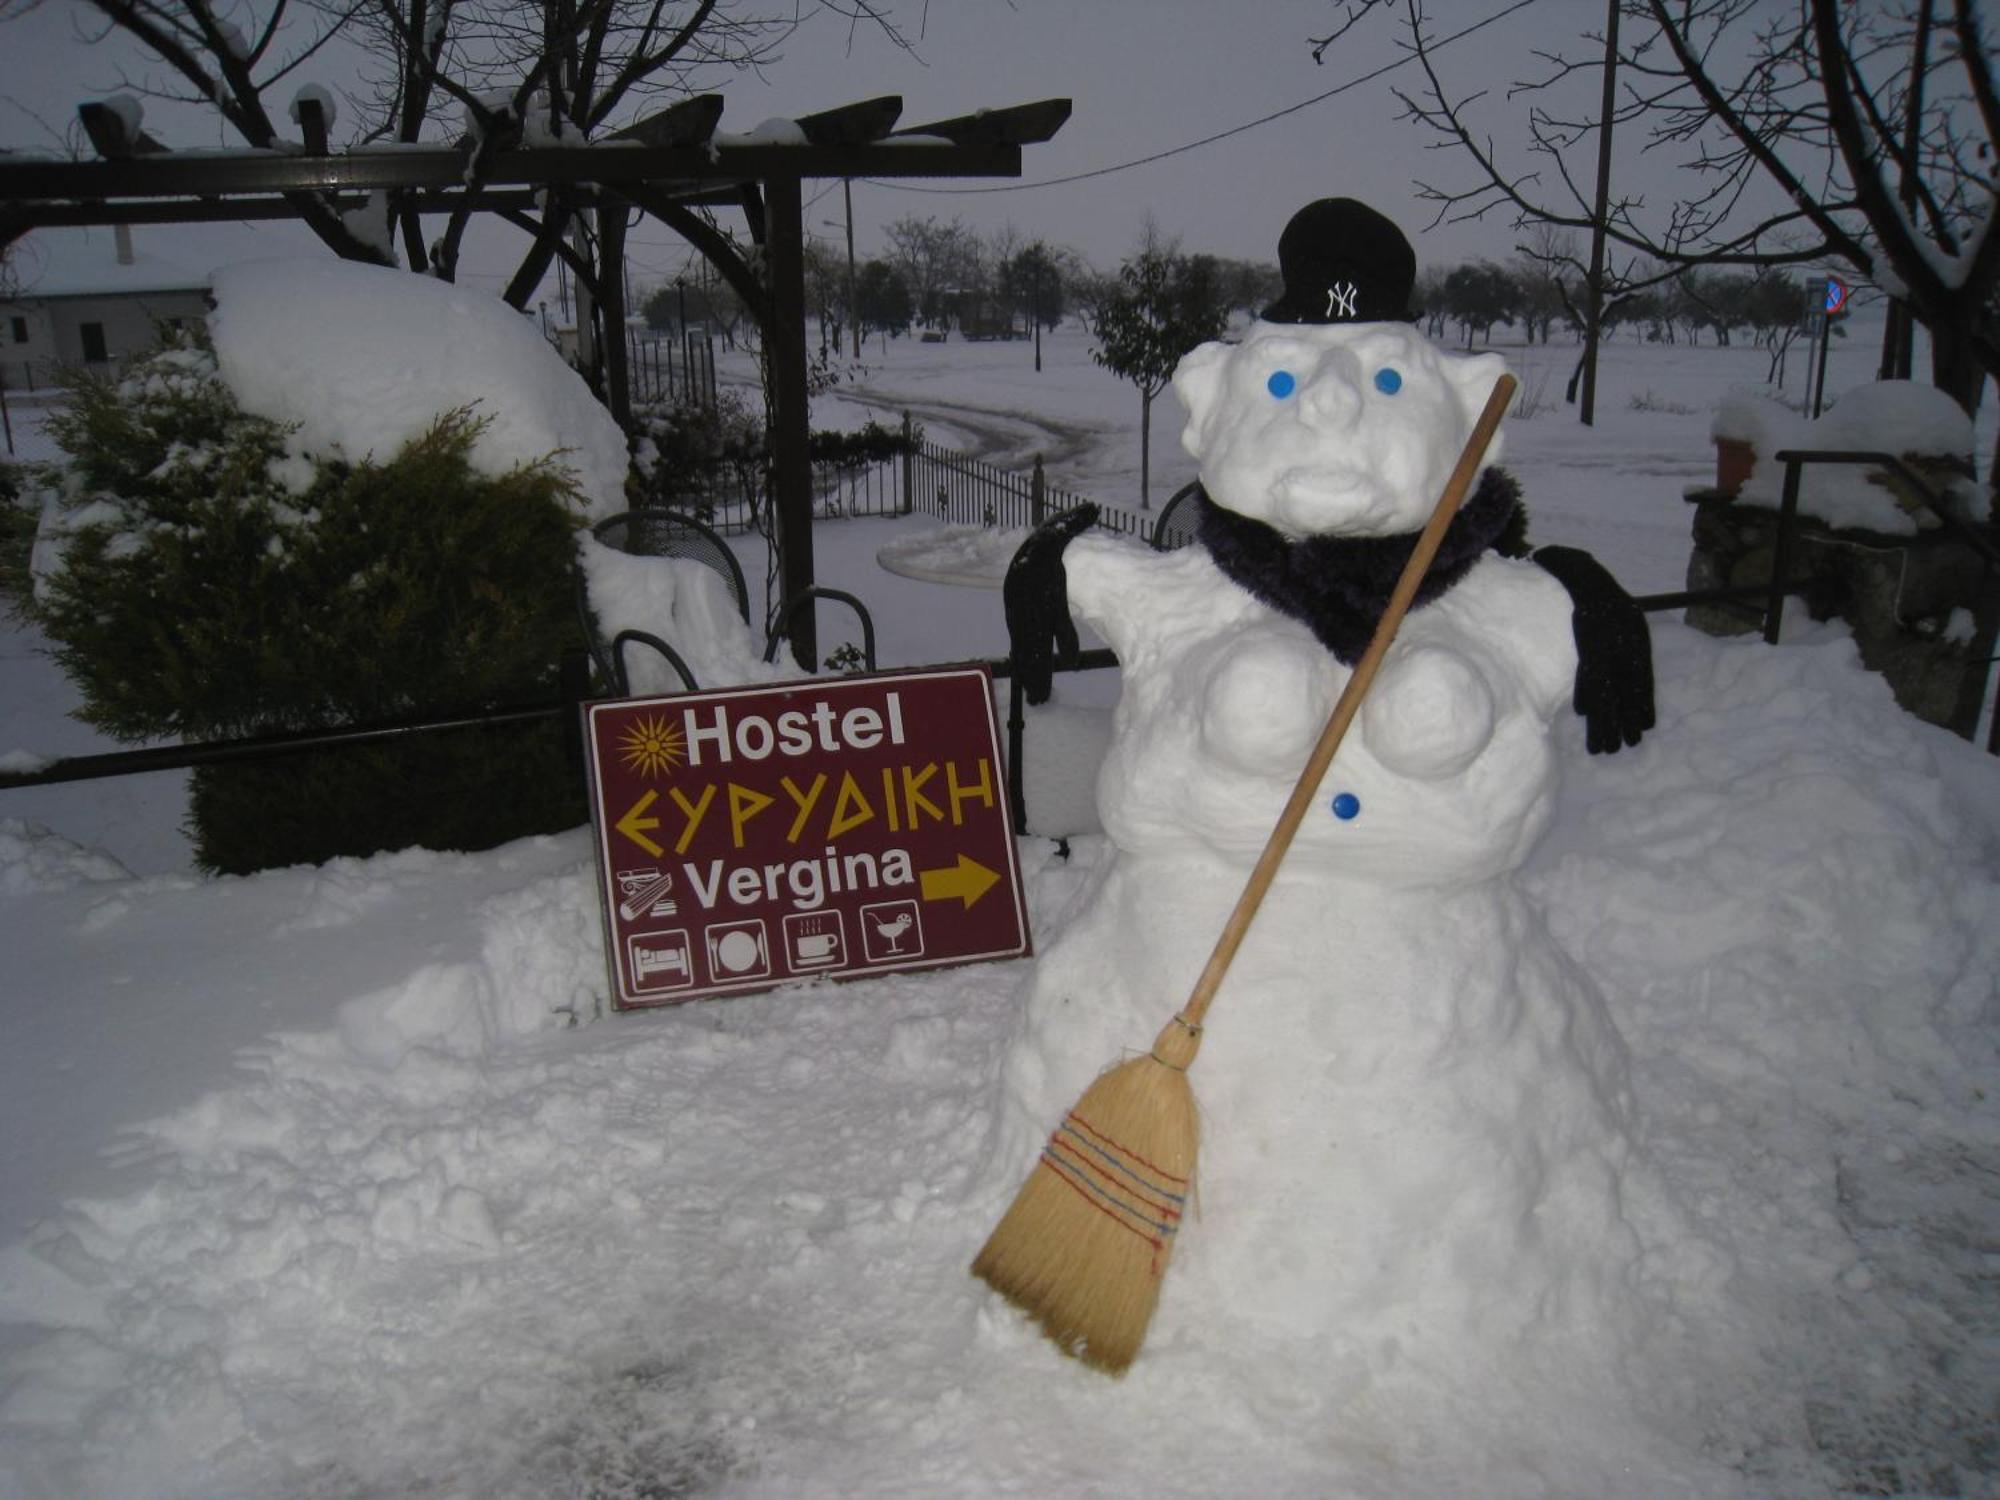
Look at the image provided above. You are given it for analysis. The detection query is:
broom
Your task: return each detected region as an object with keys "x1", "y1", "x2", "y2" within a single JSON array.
[{"x1": 971, "y1": 372, "x2": 1519, "y2": 1376}]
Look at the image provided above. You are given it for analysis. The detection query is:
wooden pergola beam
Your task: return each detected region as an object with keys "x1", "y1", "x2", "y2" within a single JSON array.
[
  {"x1": 896, "y1": 99, "x2": 1072, "y2": 147},
  {"x1": 792, "y1": 95, "x2": 903, "y2": 146},
  {"x1": 606, "y1": 95, "x2": 725, "y2": 149},
  {"x1": 0, "y1": 139, "x2": 1025, "y2": 202}
]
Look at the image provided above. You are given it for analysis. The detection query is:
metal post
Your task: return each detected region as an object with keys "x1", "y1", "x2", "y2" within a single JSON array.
[
  {"x1": 570, "y1": 220, "x2": 594, "y2": 377},
  {"x1": 765, "y1": 174, "x2": 817, "y2": 669},
  {"x1": 1579, "y1": 0, "x2": 1620, "y2": 427},
  {"x1": 1765, "y1": 457, "x2": 1803, "y2": 645},
  {"x1": 902, "y1": 411, "x2": 914, "y2": 514},
  {"x1": 1811, "y1": 309, "x2": 1833, "y2": 419},
  {"x1": 599, "y1": 204, "x2": 632, "y2": 428},
  {"x1": 1031, "y1": 455, "x2": 1046, "y2": 526},
  {"x1": 1007, "y1": 673, "x2": 1030, "y2": 834}
]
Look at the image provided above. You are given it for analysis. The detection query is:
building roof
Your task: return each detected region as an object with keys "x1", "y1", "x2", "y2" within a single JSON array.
[{"x1": 4, "y1": 226, "x2": 209, "y2": 299}]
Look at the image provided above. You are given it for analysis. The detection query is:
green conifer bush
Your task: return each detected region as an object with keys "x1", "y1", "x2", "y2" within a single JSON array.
[
  {"x1": 0, "y1": 459, "x2": 37, "y2": 609},
  {"x1": 32, "y1": 331, "x2": 592, "y2": 873}
]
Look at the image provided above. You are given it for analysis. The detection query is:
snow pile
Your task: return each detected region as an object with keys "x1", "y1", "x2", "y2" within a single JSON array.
[
  {"x1": 875, "y1": 522, "x2": 1029, "y2": 586},
  {"x1": 209, "y1": 259, "x2": 631, "y2": 517},
  {"x1": 1, "y1": 313, "x2": 1997, "y2": 1497},
  {"x1": 1528, "y1": 621, "x2": 2000, "y2": 1490},
  {"x1": 1712, "y1": 380, "x2": 1977, "y2": 530},
  {"x1": 0, "y1": 819, "x2": 131, "y2": 896},
  {"x1": 1, "y1": 620, "x2": 1994, "y2": 1497}
]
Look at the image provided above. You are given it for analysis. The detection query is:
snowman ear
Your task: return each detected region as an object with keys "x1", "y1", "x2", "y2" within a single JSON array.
[
  {"x1": 1173, "y1": 340, "x2": 1231, "y2": 455},
  {"x1": 1451, "y1": 352, "x2": 1511, "y2": 463}
]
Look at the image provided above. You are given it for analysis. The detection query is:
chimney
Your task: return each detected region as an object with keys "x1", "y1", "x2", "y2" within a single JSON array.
[{"x1": 114, "y1": 223, "x2": 134, "y2": 265}]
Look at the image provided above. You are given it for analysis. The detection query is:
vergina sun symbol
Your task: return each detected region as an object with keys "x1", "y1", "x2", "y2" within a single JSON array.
[{"x1": 618, "y1": 712, "x2": 686, "y2": 778}]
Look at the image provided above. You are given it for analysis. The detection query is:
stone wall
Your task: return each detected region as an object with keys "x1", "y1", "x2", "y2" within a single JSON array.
[{"x1": 1684, "y1": 474, "x2": 1999, "y2": 740}]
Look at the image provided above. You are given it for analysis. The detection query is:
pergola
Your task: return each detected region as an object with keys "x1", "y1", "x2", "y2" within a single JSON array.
[{"x1": 0, "y1": 92, "x2": 1071, "y2": 663}]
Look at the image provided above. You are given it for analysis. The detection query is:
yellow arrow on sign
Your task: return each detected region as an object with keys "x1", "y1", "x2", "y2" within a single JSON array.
[
  {"x1": 920, "y1": 853, "x2": 1000, "y2": 909},
  {"x1": 616, "y1": 789, "x2": 665, "y2": 857}
]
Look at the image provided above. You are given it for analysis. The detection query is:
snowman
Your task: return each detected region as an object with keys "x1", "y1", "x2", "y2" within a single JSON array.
[{"x1": 985, "y1": 201, "x2": 1684, "y2": 1406}]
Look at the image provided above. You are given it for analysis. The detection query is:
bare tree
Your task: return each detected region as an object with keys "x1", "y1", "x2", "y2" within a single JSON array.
[
  {"x1": 17, "y1": 0, "x2": 917, "y2": 379},
  {"x1": 881, "y1": 213, "x2": 979, "y2": 330},
  {"x1": 1347, "y1": 0, "x2": 1999, "y2": 420}
]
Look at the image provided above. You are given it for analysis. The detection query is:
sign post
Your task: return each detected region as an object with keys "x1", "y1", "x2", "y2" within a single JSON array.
[
  {"x1": 584, "y1": 666, "x2": 1030, "y2": 1009},
  {"x1": 1813, "y1": 275, "x2": 1849, "y2": 419}
]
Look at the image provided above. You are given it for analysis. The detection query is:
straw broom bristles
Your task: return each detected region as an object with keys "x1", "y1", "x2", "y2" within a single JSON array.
[
  {"x1": 970, "y1": 1014, "x2": 1203, "y2": 1375},
  {"x1": 972, "y1": 375, "x2": 1517, "y2": 1377}
]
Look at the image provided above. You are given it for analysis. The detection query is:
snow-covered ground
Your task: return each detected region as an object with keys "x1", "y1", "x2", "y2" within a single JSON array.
[{"x1": 2, "y1": 298, "x2": 1998, "y2": 1499}]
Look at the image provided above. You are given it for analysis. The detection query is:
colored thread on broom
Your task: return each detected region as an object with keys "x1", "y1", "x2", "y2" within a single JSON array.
[
  {"x1": 1037, "y1": 1143, "x2": 1182, "y2": 1233},
  {"x1": 1067, "y1": 1112, "x2": 1191, "y2": 1188},
  {"x1": 1033, "y1": 1106, "x2": 1189, "y2": 1255},
  {"x1": 1036, "y1": 1153, "x2": 1178, "y2": 1253},
  {"x1": 1048, "y1": 1131, "x2": 1185, "y2": 1221}
]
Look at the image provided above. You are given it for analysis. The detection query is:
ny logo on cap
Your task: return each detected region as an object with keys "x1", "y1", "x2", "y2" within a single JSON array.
[{"x1": 1324, "y1": 281, "x2": 1360, "y2": 319}]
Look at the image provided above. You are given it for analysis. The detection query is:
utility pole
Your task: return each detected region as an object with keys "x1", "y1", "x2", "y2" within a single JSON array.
[
  {"x1": 1578, "y1": 0, "x2": 1620, "y2": 427},
  {"x1": 1031, "y1": 242, "x2": 1045, "y2": 373},
  {"x1": 844, "y1": 179, "x2": 860, "y2": 359}
]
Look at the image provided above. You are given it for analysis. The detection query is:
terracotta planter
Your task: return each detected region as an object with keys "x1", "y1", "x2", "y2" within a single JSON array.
[{"x1": 1714, "y1": 437, "x2": 1755, "y2": 497}]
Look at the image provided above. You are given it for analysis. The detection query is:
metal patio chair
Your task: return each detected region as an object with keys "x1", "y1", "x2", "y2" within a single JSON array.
[{"x1": 1149, "y1": 482, "x2": 1203, "y2": 552}]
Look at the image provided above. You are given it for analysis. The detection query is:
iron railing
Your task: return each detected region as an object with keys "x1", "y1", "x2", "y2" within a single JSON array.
[
  {"x1": 8, "y1": 445, "x2": 1994, "y2": 811},
  {"x1": 1632, "y1": 447, "x2": 1999, "y2": 751}
]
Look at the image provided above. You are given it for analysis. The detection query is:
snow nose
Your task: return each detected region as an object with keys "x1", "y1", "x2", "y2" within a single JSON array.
[{"x1": 1301, "y1": 352, "x2": 1363, "y2": 430}]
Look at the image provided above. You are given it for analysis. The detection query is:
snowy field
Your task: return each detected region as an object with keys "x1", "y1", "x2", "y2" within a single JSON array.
[{"x1": 3, "y1": 299, "x2": 1999, "y2": 1498}]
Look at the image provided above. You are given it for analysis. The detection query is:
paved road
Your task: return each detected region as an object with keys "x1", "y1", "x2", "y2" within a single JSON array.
[{"x1": 835, "y1": 383, "x2": 1114, "y2": 481}]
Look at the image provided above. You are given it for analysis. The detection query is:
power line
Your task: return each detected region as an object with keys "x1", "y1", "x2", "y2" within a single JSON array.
[{"x1": 865, "y1": 0, "x2": 1541, "y2": 197}]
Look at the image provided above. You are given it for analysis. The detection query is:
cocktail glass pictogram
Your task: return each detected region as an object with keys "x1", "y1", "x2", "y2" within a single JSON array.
[{"x1": 860, "y1": 900, "x2": 923, "y2": 962}]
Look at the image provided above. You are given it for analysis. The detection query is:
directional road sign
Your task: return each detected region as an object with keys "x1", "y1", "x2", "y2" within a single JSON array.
[{"x1": 585, "y1": 666, "x2": 1030, "y2": 1008}]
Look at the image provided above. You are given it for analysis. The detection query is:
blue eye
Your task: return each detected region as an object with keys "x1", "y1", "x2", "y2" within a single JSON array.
[
  {"x1": 1374, "y1": 367, "x2": 1403, "y2": 395},
  {"x1": 1267, "y1": 370, "x2": 1296, "y2": 399}
]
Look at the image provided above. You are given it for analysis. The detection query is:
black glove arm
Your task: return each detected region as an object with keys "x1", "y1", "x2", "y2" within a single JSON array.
[
  {"x1": 1004, "y1": 503, "x2": 1099, "y2": 706},
  {"x1": 1531, "y1": 544, "x2": 1656, "y2": 754}
]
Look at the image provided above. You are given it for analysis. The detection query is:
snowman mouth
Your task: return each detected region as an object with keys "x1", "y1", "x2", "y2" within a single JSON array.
[{"x1": 1273, "y1": 468, "x2": 1396, "y2": 534}]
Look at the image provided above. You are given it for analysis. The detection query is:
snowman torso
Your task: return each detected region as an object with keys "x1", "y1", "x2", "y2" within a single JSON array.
[{"x1": 1066, "y1": 531, "x2": 1578, "y2": 888}]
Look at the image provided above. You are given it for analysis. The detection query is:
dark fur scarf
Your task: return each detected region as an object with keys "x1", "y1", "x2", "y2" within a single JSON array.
[{"x1": 1195, "y1": 467, "x2": 1529, "y2": 665}]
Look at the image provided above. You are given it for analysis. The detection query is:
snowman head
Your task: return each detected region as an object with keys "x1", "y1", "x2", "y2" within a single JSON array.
[{"x1": 1172, "y1": 199, "x2": 1508, "y2": 538}]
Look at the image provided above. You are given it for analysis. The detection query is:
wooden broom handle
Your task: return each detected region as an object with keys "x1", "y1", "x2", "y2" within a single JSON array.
[{"x1": 1173, "y1": 373, "x2": 1517, "y2": 1033}]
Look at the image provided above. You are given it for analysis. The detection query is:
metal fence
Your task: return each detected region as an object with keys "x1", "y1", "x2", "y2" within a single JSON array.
[
  {"x1": 910, "y1": 428, "x2": 1153, "y2": 537},
  {"x1": 627, "y1": 330, "x2": 718, "y2": 408},
  {"x1": 693, "y1": 456, "x2": 905, "y2": 535},
  {"x1": 684, "y1": 413, "x2": 1153, "y2": 540},
  {"x1": 911, "y1": 433, "x2": 1156, "y2": 539}
]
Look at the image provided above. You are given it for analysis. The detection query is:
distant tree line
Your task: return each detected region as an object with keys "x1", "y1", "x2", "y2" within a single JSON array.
[
  {"x1": 1414, "y1": 259, "x2": 1827, "y2": 385},
  {"x1": 639, "y1": 215, "x2": 1819, "y2": 369},
  {"x1": 631, "y1": 212, "x2": 1837, "y2": 511},
  {"x1": 638, "y1": 213, "x2": 1282, "y2": 357}
]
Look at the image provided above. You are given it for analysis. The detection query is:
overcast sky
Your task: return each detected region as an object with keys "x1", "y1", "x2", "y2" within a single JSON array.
[{"x1": 2, "y1": 0, "x2": 1641, "y2": 299}]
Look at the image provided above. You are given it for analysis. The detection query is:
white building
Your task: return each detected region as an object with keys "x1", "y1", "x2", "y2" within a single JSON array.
[{"x1": 2, "y1": 225, "x2": 211, "y2": 392}]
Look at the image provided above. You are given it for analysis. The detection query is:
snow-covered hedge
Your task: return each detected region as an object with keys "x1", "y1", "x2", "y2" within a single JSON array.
[{"x1": 31, "y1": 330, "x2": 591, "y2": 872}]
